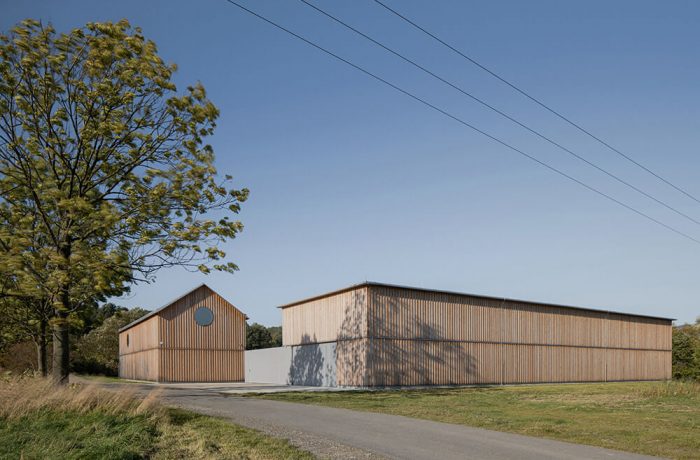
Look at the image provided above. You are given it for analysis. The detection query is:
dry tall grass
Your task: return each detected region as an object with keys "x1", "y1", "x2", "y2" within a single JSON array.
[
  {"x1": 0, "y1": 376, "x2": 313, "y2": 459},
  {"x1": 636, "y1": 379, "x2": 700, "y2": 398},
  {"x1": 0, "y1": 375, "x2": 161, "y2": 420}
]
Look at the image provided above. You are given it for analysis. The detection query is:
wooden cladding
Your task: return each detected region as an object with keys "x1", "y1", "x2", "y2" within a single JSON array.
[
  {"x1": 158, "y1": 287, "x2": 246, "y2": 351},
  {"x1": 362, "y1": 340, "x2": 671, "y2": 386},
  {"x1": 118, "y1": 316, "x2": 159, "y2": 353},
  {"x1": 281, "y1": 283, "x2": 673, "y2": 386},
  {"x1": 118, "y1": 285, "x2": 246, "y2": 382},
  {"x1": 283, "y1": 287, "x2": 368, "y2": 346},
  {"x1": 369, "y1": 286, "x2": 670, "y2": 350},
  {"x1": 119, "y1": 349, "x2": 159, "y2": 382},
  {"x1": 336, "y1": 338, "x2": 369, "y2": 387},
  {"x1": 160, "y1": 350, "x2": 244, "y2": 383}
]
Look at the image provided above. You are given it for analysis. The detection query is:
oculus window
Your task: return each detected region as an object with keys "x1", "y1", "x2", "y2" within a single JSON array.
[{"x1": 194, "y1": 306, "x2": 214, "y2": 327}]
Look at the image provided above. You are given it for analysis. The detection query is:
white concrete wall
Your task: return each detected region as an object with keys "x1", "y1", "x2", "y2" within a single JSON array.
[
  {"x1": 290, "y1": 342, "x2": 337, "y2": 387},
  {"x1": 245, "y1": 343, "x2": 337, "y2": 386},
  {"x1": 245, "y1": 347, "x2": 292, "y2": 384}
]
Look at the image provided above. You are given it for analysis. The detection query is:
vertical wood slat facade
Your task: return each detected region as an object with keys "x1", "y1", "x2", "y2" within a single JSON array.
[
  {"x1": 119, "y1": 285, "x2": 246, "y2": 382},
  {"x1": 280, "y1": 283, "x2": 673, "y2": 387}
]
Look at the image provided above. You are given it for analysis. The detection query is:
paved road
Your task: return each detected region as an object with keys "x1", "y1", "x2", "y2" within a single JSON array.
[{"x1": 88, "y1": 380, "x2": 659, "y2": 460}]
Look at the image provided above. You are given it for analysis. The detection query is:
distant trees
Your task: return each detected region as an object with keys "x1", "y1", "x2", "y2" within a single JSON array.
[
  {"x1": 0, "y1": 295, "x2": 52, "y2": 375},
  {"x1": 0, "y1": 300, "x2": 142, "y2": 376},
  {"x1": 72, "y1": 307, "x2": 149, "y2": 376},
  {"x1": 246, "y1": 323, "x2": 282, "y2": 350},
  {"x1": 268, "y1": 326, "x2": 282, "y2": 348},
  {"x1": 0, "y1": 19, "x2": 247, "y2": 384},
  {"x1": 672, "y1": 319, "x2": 700, "y2": 380}
]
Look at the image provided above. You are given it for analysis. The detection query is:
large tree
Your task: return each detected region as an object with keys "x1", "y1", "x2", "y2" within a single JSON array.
[{"x1": 0, "y1": 19, "x2": 248, "y2": 384}]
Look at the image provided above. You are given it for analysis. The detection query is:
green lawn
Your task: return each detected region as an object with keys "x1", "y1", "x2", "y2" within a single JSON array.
[
  {"x1": 255, "y1": 381, "x2": 700, "y2": 459},
  {"x1": 0, "y1": 378, "x2": 313, "y2": 460}
]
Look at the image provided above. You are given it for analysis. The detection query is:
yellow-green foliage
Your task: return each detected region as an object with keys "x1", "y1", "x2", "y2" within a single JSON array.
[{"x1": 0, "y1": 18, "x2": 248, "y2": 382}]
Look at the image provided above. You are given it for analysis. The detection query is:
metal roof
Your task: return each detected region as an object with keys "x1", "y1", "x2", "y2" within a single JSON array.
[
  {"x1": 118, "y1": 283, "x2": 248, "y2": 333},
  {"x1": 277, "y1": 281, "x2": 675, "y2": 322}
]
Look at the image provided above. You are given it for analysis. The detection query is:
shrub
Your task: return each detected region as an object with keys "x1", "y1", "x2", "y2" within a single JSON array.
[
  {"x1": 72, "y1": 308, "x2": 148, "y2": 376},
  {"x1": 672, "y1": 320, "x2": 700, "y2": 381}
]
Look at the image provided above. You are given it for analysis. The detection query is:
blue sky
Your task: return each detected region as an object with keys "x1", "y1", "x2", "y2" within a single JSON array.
[{"x1": 3, "y1": 0, "x2": 699, "y2": 325}]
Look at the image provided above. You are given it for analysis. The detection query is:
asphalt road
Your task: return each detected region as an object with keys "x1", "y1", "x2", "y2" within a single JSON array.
[{"x1": 90, "y1": 380, "x2": 660, "y2": 460}]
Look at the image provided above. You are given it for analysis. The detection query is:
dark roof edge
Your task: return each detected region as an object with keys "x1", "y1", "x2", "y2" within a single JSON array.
[
  {"x1": 277, "y1": 281, "x2": 675, "y2": 322},
  {"x1": 118, "y1": 283, "x2": 249, "y2": 333}
]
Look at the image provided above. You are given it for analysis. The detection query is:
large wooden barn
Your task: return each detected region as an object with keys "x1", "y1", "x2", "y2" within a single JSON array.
[
  {"x1": 118, "y1": 284, "x2": 246, "y2": 382},
  {"x1": 280, "y1": 282, "x2": 673, "y2": 387}
]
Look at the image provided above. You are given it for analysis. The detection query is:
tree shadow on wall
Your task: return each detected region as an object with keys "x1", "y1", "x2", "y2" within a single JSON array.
[
  {"x1": 289, "y1": 333, "x2": 336, "y2": 386},
  {"x1": 336, "y1": 288, "x2": 477, "y2": 387}
]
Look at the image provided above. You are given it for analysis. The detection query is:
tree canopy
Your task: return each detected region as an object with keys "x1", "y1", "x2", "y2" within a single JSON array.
[
  {"x1": 0, "y1": 19, "x2": 247, "y2": 383},
  {"x1": 246, "y1": 323, "x2": 282, "y2": 350}
]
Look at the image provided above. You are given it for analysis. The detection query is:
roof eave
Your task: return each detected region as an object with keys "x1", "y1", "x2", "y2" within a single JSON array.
[
  {"x1": 277, "y1": 281, "x2": 674, "y2": 322},
  {"x1": 118, "y1": 283, "x2": 211, "y2": 333}
]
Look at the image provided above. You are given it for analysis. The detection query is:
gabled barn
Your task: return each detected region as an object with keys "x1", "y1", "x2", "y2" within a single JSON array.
[{"x1": 118, "y1": 284, "x2": 246, "y2": 382}]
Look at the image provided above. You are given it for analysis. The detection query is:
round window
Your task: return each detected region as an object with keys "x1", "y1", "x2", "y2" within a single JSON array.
[{"x1": 194, "y1": 306, "x2": 214, "y2": 326}]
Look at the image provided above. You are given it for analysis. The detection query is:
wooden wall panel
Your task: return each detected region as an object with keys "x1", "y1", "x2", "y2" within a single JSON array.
[
  {"x1": 362, "y1": 340, "x2": 669, "y2": 387},
  {"x1": 118, "y1": 349, "x2": 159, "y2": 381},
  {"x1": 118, "y1": 316, "x2": 159, "y2": 354},
  {"x1": 159, "y1": 350, "x2": 244, "y2": 383},
  {"x1": 364, "y1": 285, "x2": 671, "y2": 386},
  {"x1": 282, "y1": 287, "x2": 368, "y2": 346},
  {"x1": 366, "y1": 340, "x2": 499, "y2": 386},
  {"x1": 367, "y1": 286, "x2": 670, "y2": 350},
  {"x1": 159, "y1": 286, "x2": 246, "y2": 351},
  {"x1": 118, "y1": 316, "x2": 161, "y2": 381},
  {"x1": 335, "y1": 338, "x2": 369, "y2": 387}
]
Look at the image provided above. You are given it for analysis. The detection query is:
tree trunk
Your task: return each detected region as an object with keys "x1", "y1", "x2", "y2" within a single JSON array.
[
  {"x1": 51, "y1": 314, "x2": 70, "y2": 385},
  {"x1": 53, "y1": 241, "x2": 73, "y2": 386},
  {"x1": 37, "y1": 319, "x2": 48, "y2": 377}
]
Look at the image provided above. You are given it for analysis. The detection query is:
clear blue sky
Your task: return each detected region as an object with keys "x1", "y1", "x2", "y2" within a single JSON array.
[{"x1": 3, "y1": 0, "x2": 699, "y2": 325}]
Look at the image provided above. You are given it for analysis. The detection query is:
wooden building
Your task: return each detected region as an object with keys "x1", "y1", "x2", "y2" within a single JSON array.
[
  {"x1": 118, "y1": 284, "x2": 246, "y2": 382},
  {"x1": 280, "y1": 282, "x2": 673, "y2": 387}
]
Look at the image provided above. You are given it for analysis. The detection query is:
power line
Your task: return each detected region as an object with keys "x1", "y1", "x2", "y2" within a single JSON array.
[
  {"x1": 297, "y1": 0, "x2": 700, "y2": 227},
  {"x1": 372, "y1": 0, "x2": 700, "y2": 206},
  {"x1": 221, "y1": 0, "x2": 700, "y2": 246}
]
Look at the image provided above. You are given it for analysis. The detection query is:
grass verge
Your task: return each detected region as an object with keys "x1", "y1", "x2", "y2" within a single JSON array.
[
  {"x1": 255, "y1": 381, "x2": 700, "y2": 459},
  {"x1": 72, "y1": 374, "x2": 141, "y2": 384},
  {"x1": 0, "y1": 377, "x2": 313, "y2": 459}
]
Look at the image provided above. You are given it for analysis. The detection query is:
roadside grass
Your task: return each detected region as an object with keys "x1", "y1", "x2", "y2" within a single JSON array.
[
  {"x1": 73, "y1": 373, "x2": 143, "y2": 384},
  {"x1": 0, "y1": 377, "x2": 313, "y2": 460},
  {"x1": 255, "y1": 380, "x2": 700, "y2": 459}
]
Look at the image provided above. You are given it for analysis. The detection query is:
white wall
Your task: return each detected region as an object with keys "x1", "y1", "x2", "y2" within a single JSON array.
[
  {"x1": 245, "y1": 343, "x2": 337, "y2": 386},
  {"x1": 245, "y1": 346, "x2": 292, "y2": 384}
]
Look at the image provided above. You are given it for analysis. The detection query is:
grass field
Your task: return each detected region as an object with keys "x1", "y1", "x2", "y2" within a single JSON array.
[
  {"x1": 257, "y1": 381, "x2": 700, "y2": 459},
  {"x1": 0, "y1": 377, "x2": 313, "y2": 460}
]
